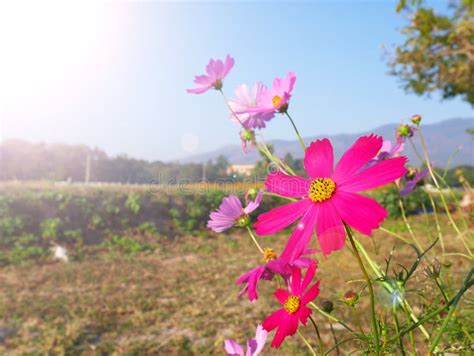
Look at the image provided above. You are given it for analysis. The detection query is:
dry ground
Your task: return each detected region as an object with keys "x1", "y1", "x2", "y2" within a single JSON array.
[{"x1": 0, "y1": 215, "x2": 472, "y2": 355}]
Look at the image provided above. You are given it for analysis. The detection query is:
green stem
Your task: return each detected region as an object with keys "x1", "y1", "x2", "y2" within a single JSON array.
[
  {"x1": 345, "y1": 225, "x2": 380, "y2": 355},
  {"x1": 297, "y1": 329, "x2": 317, "y2": 356},
  {"x1": 329, "y1": 321, "x2": 340, "y2": 356},
  {"x1": 379, "y1": 227, "x2": 411, "y2": 244},
  {"x1": 426, "y1": 191, "x2": 445, "y2": 253},
  {"x1": 309, "y1": 302, "x2": 358, "y2": 337},
  {"x1": 263, "y1": 191, "x2": 297, "y2": 202},
  {"x1": 285, "y1": 111, "x2": 306, "y2": 151},
  {"x1": 398, "y1": 197, "x2": 423, "y2": 251},
  {"x1": 352, "y1": 238, "x2": 431, "y2": 340},
  {"x1": 245, "y1": 226, "x2": 263, "y2": 254},
  {"x1": 392, "y1": 303, "x2": 406, "y2": 356},
  {"x1": 309, "y1": 315, "x2": 324, "y2": 355},
  {"x1": 402, "y1": 305, "x2": 416, "y2": 354},
  {"x1": 417, "y1": 127, "x2": 472, "y2": 257},
  {"x1": 351, "y1": 306, "x2": 365, "y2": 336}
]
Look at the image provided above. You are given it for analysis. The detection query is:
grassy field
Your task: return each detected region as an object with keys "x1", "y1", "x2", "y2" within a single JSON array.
[{"x1": 0, "y1": 183, "x2": 472, "y2": 354}]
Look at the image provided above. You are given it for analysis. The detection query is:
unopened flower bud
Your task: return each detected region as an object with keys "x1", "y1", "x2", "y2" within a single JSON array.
[
  {"x1": 343, "y1": 290, "x2": 359, "y2": 306},
  {"x1": 320, "y1": 300, "x2": 334, "y2": 314},
  {"x1": 411, "y1": 114, "x2": 422, "y2": 125},
  {"x1": 397, "y1": 124, "x2": 414, "y2": 139},
  {"x1": 246, "y1": 188, "x2": 259, "y2": 201},
  {"x1": 236, "y1": 214, "x2": 250, "y2": 228}
]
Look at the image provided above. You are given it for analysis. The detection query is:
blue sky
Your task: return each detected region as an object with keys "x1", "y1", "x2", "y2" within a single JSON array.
[{"x1": 1, "y1": 1, "x2": 472, "y2": 161}]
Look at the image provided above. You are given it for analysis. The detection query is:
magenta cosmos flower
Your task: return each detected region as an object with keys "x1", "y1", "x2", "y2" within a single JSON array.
[
  {"x1": 237, "y1": 246, "x2": 316, "y2": 301},
  {"x1": 255, "y1": 135, "x2": 407, "y2": 258},
  {"x1": 187, "y1": 55, "x2": 234, "y2": 94},
  {"x1": 224, "y1": 325, "x2": 268, "y2": 356},
  {"x1": 228, "y1": 83, "x2": 275, "y2": 129},
  {"x1": 240, "y1": 72, "x2": 296, "y2": 115},
  {"x1": 262, "y1": 263, "x2": 320, "y2": 348},
  {"x1": 400, "y1": 167, "x2": 429, "y2": 197},
  {"x1": 208, "y1": 190, "x2": 263, "y2": 232}
]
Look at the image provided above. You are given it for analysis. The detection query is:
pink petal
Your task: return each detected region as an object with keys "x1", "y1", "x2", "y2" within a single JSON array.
[
  {"x1": 236, "y1": 265, "x2": 266, "y2": 301},
  {"x1": 244, "y1": 189, "x2": 263, "y2": 215},
  {"x1": 333, "y1": 135, "x2": 383, "y2": 183},
  {"x1": 271, "y1": 314, "x2": 298, "y2": 348},
  {"x1": 265, "y1": 171, "x2": 310, "y2": 198},
  {"x1": 338, "y1": 156, "x2": 408, "y2": 192},
  {"x1": 301, "y1": 280, "x2": 320, "y2": 305},
  {"x1": 254, "y1": 198, "x2": 312, "y2": 236},
  {"x1": 263, "y1": 309, "x2": 286, "y2": 332},
  {"x1": 246, "y1": 325, "x2": 268, "y2": 356},
  {"x1": 300, "y1": 261, "x2": 317, "y2": 292},
  {"x1": 193, "y1": 74, "x2": 212, "y2": 85},
  {"x1": 316, "y1": 202, "x2": 346, "y2": 256},
  {"x1": 296, "y1": 305, "x2": 312, "y2": 325},
  {"x1": 332, "y1": 191, "x2": 388, "y2": 235},
  {"x1": 279, "y1": 203, "x2": 319, "y2": 263},
  {"x1": 224, "y1": 339, "x2": 244, "y2": 356},
  {"x1": 274, "y1": 288, "x2": 290, "y2": 304},
  {"x1": 290, "y1": 267, "x2": 302, "y2": 295},
  {"x1": 304, "y1": 139, "x2": 334, "y2": 178},
  {"x1": 187, "y1": 85, "x2": 212, "y2": 94},
  {"x1": 223, "y1": 54, "x2": 235, "y2": 77}
]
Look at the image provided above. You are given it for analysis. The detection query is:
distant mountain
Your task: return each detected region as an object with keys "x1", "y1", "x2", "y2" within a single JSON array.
[{"x1": 180, "y1": 118, "x2": 473, "y2": 167}]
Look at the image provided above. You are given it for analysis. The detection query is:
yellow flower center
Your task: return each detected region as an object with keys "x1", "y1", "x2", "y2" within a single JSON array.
[
  {"x1": 272, "y1": 95, "x2": 282, "y2": 108},
  {"x1": 284, "y1": 295, "x2": 301, "y2": 314},
  {"x1": 309, "y1": 178, "x2": 336, "y2": 203},
  {"x1": 213, "y1": 79, "x2": 223, "y2": 90},
  {"x1": 262, "y1": 247, "x2": 277, "y2": 262}
]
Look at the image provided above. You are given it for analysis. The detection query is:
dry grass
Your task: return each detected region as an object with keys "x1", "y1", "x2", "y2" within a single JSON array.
[{"x1": 0, "y1": 214, "x2": 472, "y2": 355}]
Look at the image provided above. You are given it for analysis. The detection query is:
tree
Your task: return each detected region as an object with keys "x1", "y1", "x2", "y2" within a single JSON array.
[{"x1": 389, "y1": 0, "x2": 474, "y2": 105}]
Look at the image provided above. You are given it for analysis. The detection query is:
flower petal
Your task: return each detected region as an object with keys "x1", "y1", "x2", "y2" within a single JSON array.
[
  {"x1": 316, "y1": 202, "x2": 346, "y2": 256},
  {"x1": 338, "y1": 157, "x2": 408, "y2": 192},
  {"x1": 254, "y1": 198, "x2": 312, "y2": 236},
  {"x1": 279, "y1": 203, "x2": 319, "y2": 263},
  {"x1": 296, "y1": 305, "x2": 312, "y2": 325},
  {"x1": 236, "y1": 265, "x2": 267, "y2": 301},
  {"x1": 274, "y1": 288, "x2": 290, "y2": 304},
  {"x1": 265, "y1": 171, "x2": 310, "y2": 198},
  {"x1": 304, "y1": 139, "x2": 334, "y2": 178},
  {"x1": 224, "y1": 339, "x2": 244, "y2": 356},
  {"x1": 244, "y1": 189, "x2": 263, "y2": 215},
  {"x1": 301, "y1": 281, "x2": 320, "y2": 305},
  {"x1": 332, "y1": 191, "x2": 388, "y2": 235},
  {"x1": 300, "y1": 261, "x2": 317, "y2": 292},
  {"x1": 333, "y1": 135, "x2": 383, "y2": 183},
  {"x1": 291, "y1": 267, "x2": 302, "y2": 295},
  {"x1": 263, "y1": 309, "x2": 286, "y2": 332},
  {"x1": 271, "y1": 314, "x2": 298, "y2": 348}
]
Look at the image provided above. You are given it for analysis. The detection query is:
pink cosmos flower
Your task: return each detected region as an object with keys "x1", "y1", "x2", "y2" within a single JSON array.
[
  {"x1": 400, "y1": 167, "x2": 429, "y2": 197},
  {"x1": 367, "y1": 138, "x2": 405, "y2": 167},
  {"x1": 255, "y1": 135, "x2": 407, "y2": 258},
  {"x1": 240, "y1": 72, "x2": 296, "y2": 115},
  {"x1": 208, "y1": 190, "x2": 263, "y2": 232},
  {"x1": 187, "y1": 55, "x2": 234, "y2": 94},
  {"x1": 262, "y1": 263, "x2": 320, "y2": 348},
  {"x1": 237, "y1": 247, "x2": 316, "y2": 301},
  {"x1": 228, "y1": 83, "x2": 275, "y2": 129},
  {"x1": 224, "y1": 325, "x2": 268, "y2": 356}
]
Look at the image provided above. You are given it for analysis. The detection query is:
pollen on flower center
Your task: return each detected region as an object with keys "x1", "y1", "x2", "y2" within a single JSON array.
[
  {"x1": 309, "y1": 178, "x2": 336, "y2": 203},
  {"x1": 262, "y1": 247, "x2": 277, "y2": 262},
  {"x1": 272, "y1": 95, "x2": 282, "y2": 108},
  {"x1": 213, "y1": 79, "x2": 223, "y2": 90},
  {"x1": 284, "y1": 295, "x2": 301, "y2": 314}
]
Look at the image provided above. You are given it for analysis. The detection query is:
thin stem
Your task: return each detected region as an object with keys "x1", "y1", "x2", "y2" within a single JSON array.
[
  {"x1": 379, "y1": 227, "x2": 411, "y2": 244},
  {"x1": 309, "y1": 315, "x2": 324, "y2": 355},
  {"x1": 324, "y1": 338, "x2": 356, "y2": 355},
  {"x1": 392, "y1": 303, "x2": 406, "y2": 356},
  {"x1": 285, "y1": 111, "x2": 306, "y2": 151},
  {"x1": 402, "y1": 305, "x2": 416, "y2": 354},
  {"x1": 417, "y1": 127, "x2": 472, "y2": 257},
  {"x1": 309, "y1": 302, "x2": 358, "y2": 337},
  {"x1": 263, "y1": 191, "x2": 297, "y2": 202},
  {"x1": 351, "y1": 306, "x2": 365, "y2": 336},
  {"x1": 245, "y1": 226, "x2": 264, "y2": 254},
  {"x1": 352, "y1": 238, "x2": 431, "y2": 340},
  {"x1": 345, "y1": 225, "x2": 380, "y2": 355},
  {"x1": 426, "y1": 191, "x2": 445, "y2": 253},
  {"x1": 398, "y1": 197, "x2": 423, "y2": 251},
  {"x1": 329, "y1": 322, "x2": 340, "y2": 356},
  {"x1": 297, "y1": 329, "x2": 317, "y2": 356}
]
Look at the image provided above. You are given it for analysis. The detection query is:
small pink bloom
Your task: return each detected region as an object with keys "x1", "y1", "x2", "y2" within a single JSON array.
[
  {"x1": 367, "y1": 138, "x2": 405, "y2": 167},
  {"x1": 187, "y1": 55, "x2": 234, "y2": 94},
  {"x1": 224, "y1": 325, "x2": 268, "y2": 356},
  {"x1": 241, "y1": 72, "x2": 296, "y2": 115},
  {"x1": 237, "y1": 247, "x2": 316, "y2": 301},
  {"x1": 208, "y1": 190, "x2": 263, "y2": 232},
  {"x1": 400, "y1": 167, "x2": 429, "y2": 197},
  {"x1": 255, "y1": 135, "x2": 407, "y2": 258},
  {"x1": 229, "y1": 83, "x2": 275, "y2": 129},
  {"x1": 262, "y1": 263, "x2": 320, "y2": 348}
]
